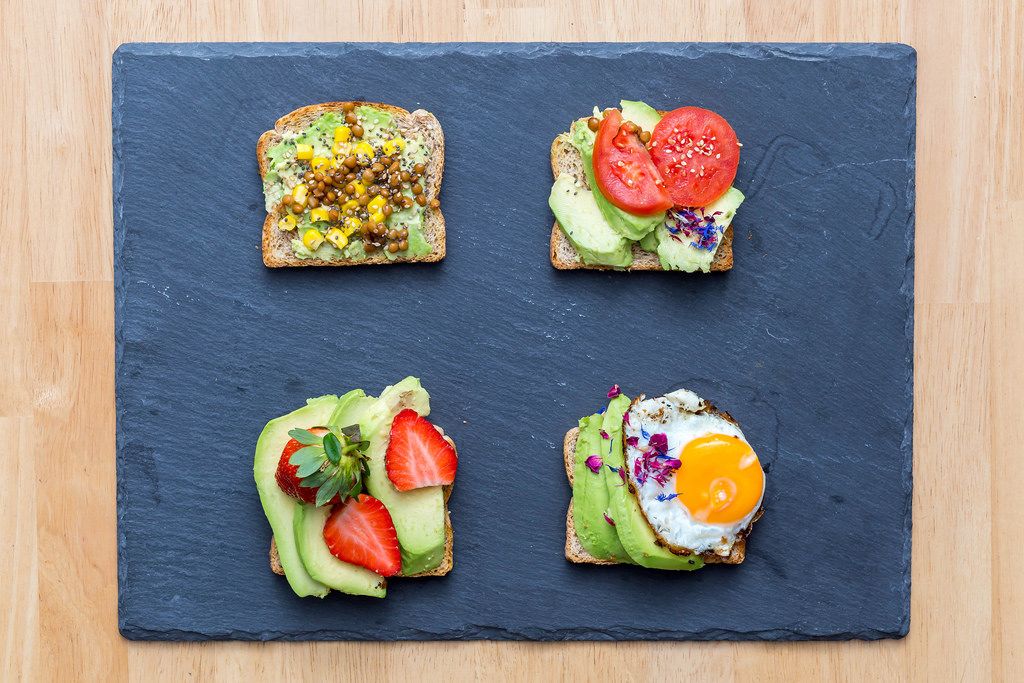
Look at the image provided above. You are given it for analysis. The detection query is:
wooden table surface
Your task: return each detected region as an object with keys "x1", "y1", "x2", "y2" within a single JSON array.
[{"x1": 2, "y1": 0, "x2": 1021, "y2": 680}]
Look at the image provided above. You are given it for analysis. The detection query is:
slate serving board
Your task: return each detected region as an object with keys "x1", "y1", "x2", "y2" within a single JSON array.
[{"x1": 114, "y1": 42, "x2": 915, "y2": 641}]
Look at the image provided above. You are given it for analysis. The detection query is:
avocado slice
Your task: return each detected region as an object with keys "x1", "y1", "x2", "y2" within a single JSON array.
[
  {"x1": 293, "y1": 502, "x2": 387, "y2": 598},
  {"x1": 571, "y1": 413, "x2": 633, "y2": 562},
  {"x1": 620, "y1": 99, "x2": 662, "y2": 133},
  {"x1": 549, "y1": 174, "x2": 633, "y2": 268},
  {"x1": 638, "y1": 231, "x2": 658, "y2": 252},
  {"x1": 568, "y1": 120, "x2": 665, "y2": 241},
  {"x1": 330, "y1": 377, "x2": 447, "y2": 576},
  {"x1": 655, "y1": 187, "x2": 745, "y2": 273},
  {"x1": 254, "y1": 395, "x2": 338, "y2": 597},
  {"x1": 601, "y1": 394, "x2": 704, "y2": 570}
]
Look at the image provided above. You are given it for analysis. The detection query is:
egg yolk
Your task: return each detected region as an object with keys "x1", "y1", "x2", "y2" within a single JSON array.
[{"x1": 675, "y1": 433, "x2": 764, "y2": 525}]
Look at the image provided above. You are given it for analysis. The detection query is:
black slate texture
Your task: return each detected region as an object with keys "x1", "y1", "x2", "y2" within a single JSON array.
[{"x1": 114, "y1": 42, "x2": 915, "y2": 641}]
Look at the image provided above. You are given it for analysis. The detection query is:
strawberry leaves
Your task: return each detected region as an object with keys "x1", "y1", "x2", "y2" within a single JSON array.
[{"x1": 286, "y1": 425, "x2": 370, "y2": 507}]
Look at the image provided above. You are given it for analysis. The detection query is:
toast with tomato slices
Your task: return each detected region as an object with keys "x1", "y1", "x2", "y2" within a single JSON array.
[{"x1": 549, "y1": 113, "x2": 734, "y2": 272}]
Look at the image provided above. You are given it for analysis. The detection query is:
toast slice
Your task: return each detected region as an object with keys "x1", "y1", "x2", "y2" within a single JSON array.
[
  {"x1": 258, "y1": 102, "x2": 445, "y2": 268},
  {"x1": 563, "y1": 396, "x2": 761, "y2": 566},
  {"x1": 270, "y1": 435, "x2": 456, "y2": 582},
  {"x1": 549, "y1": 115, "x2": 734, "y2": 272}
]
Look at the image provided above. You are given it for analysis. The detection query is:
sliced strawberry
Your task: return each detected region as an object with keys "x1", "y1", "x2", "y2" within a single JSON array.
[
  {"x1": 322, "y1": 494, "x2": 401, "y2": 577},
  {"x1": 384, "y1": 409, "x2": 458, "y2": 492},
  {"x1": 276, "y1": 427, "x2": 339, "y2": 505}
]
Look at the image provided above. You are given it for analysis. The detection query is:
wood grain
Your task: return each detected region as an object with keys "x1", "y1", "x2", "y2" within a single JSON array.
[{"x1": 1, "y1": 0, "x2": 1021, "y2": 680}]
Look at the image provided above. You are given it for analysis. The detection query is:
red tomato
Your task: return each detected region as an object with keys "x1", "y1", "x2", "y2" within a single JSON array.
[
  {"x1": 649, "y1": 107, "x2": 740, "y2": 207},
  {"x1": 592, "y1": 109, "x2": 673, "y2": 216}
]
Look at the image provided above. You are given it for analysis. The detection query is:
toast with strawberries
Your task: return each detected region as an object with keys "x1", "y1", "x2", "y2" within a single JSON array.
[{"x1": 255, "y1": 378, "x2": 457, "y2": 598}]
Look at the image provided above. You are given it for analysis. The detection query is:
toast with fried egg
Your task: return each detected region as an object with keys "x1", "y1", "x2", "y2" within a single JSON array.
[{"x1": 564, "y1": 389, "x2": 764, "y2": 567}]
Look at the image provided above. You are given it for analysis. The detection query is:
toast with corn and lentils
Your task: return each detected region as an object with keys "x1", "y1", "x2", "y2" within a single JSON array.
[{"x1": 258, "y1": 102, "x2": 445, "y2": 268}]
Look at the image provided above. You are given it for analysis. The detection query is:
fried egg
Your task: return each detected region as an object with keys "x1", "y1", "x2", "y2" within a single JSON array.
[{"x1": 623, "y1": 389, "x2": 764, "y2": 556}]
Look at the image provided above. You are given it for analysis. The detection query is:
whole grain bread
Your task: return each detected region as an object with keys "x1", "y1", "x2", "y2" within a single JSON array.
[
  {"x1": 563, "y1": 397, "x2": 762, "y2": 567},
  {"x1": 549, "y1": 115, "x2": 733, "y2": 272},
  {"x1": 258, "y1": 102, "x2": 445, "y2": 268},
  {"x1": 270, "y1": 434, "x2": 456, "y2": 583}
]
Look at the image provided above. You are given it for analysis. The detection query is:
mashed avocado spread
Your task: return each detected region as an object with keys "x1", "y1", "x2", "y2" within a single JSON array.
[{"x1": 263, "y1": 104, "x2": 435, "y2": 261}]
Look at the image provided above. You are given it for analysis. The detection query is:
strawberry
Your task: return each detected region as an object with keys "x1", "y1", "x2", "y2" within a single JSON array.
[
  {"x1": 276, "y1": 428, "x2": 331, "y2": 504},
  {"x1": 275, "y1": 424, "x2": 370, "y2": 507},
  {"x1": 384, "y1": 409, "x2": 458, "y2": 492},
  {"x1": 323, "y1": 494, "x2": 401, "y2": 577}
]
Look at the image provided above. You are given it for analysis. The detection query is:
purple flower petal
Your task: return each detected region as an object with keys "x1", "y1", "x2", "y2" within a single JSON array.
[
  {"x1": 618, "y1": 467, "x2": 627, "y2": 483},
  {"x1": 603, "y1": 513, "x2": 616, "y2": 527},
  {"x1": 607, "y1": 384, "x2": 621, "y2": 399},
  {"x1": 599, "y1": 430, "x2": 610, "y2": 440},
  {"x1": 625, "y1": 435, "x2": 639, "y2": 448},
  {"x1": 623, "y1": 412, "x2": 631, "y2": 426},
  {"x1": 663, "y1": 458, "x2": 682, "y2": 470},
  {"x1": 584, "y1": 455, "x2": 602, "y2": 474},
  {"x1": 648, "y1": 433, "x2": 669, "y2": 455}
]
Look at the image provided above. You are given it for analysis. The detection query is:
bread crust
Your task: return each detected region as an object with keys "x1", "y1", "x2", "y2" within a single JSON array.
[
  {"x1": 563, "y1": 396, "x2": 763, "y2": 567},
  {"x1": 549, "y1": 115, "x2": 734, "y2": 272},
  {"x1": 258, "y1": 102, "x2": 445, "y2": 268}
]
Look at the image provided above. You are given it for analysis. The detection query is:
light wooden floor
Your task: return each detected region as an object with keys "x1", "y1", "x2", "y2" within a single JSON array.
[{"x1": 2, "y1": 1, "x2": 1021, "y2": 681}]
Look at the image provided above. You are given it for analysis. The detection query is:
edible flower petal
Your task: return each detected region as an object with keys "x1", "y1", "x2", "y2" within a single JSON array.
[
  {"x1": 656, "y1": 493, "x2": 679, "y2": 502},
  {"x1": 666, "y1": 208, "x2": 725, "y2": 252},
  {"x1": 607, "y1": 384, "x2": 621, "y2": 398},
  {"x1": 632, "y1": 432, "x2": 682, "y2": 487},
  {"x1": 584, "y1": 455, "x2": 602, "y2": 474},
  {"x1": 603, "y1": 513, "x2": 616, "y2": 527},
  {"x1": 648, "y1": 432, "x2": 669, "y2": 456},
  {"x1": 599, "y1": 430, "x2": 610, "y2": 440}
]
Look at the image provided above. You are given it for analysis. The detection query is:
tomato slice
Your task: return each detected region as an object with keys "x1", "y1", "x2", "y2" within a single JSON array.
[
  {"x1": 592, "y1": 109, "x2": 673, "y2": 216},
  {"x1": 649, "y1": 107, "x2": 740, "y2": 207}
]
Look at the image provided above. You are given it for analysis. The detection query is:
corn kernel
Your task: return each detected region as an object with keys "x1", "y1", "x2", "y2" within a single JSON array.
[
  {"x1": 342, "y1": 199, "x2": 359, "y2": 213},
  {"x1": 330, "y1": 155, "x2": 346, "y2": 169},
  {"x1": 334, "y1": 126, "x2": 351, "y2": 143},
  {"x1": 352, "y1": 181, "x2": 366, "y2": 196},
  {"x1": 277, "y1": 214, "x2": 297, "y2": 231},
  {"x1": 309, "y1": 207, "x2": 330, "y2": 223},
  {"x1": 311, "y1": 156, "x2": 329, "y2": 172},
  {"x1": 354, "y1": 141, "x2": 375, "y2": 159},
  {"x1": 367, "y1": 196, "x2": 386, "y2": 213},
  {"x1": 382, "y1": 137, "x2": 407, "y2": 156},
  {"x1": 331, "y1": 142, "x2": 350, "y2": 157},
  {"x1": 325, "y1": 228, "x2": 348, "y2": 250},
  {"x1": 291, "y1": 183, "x2": 308, "y2": 205},
  {"x1": 370, "y1": 210, "x2": 385, "y2": 225},
  {"x1": 343, "y1": 216, "x2": 362, "y2": 232},
  {"x1": 296, "y1": 144, "x2": 314, "y2": 160},
  {"x1": 301, "y1": 229, "x2": 324, "y2": 251}
]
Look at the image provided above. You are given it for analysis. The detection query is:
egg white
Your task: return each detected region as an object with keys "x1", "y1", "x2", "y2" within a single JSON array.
[{"x1": 623, "y1": 389, "x2": 764, "y2": 556}]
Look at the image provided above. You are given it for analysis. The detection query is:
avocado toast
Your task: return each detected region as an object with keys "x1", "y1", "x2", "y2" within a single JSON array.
[
  {"x1": 564, "y1": 387, "x2": 764, "y2": 570},
  {"x1": 254, "y1": 377, "x2": 457, "y2": 598},
  {"x1": 258, "y1": 102, "x2": 445, "y2": 267},
  {"x1": 549, "y1": 100, "x2": 744, "y2": 273}
]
